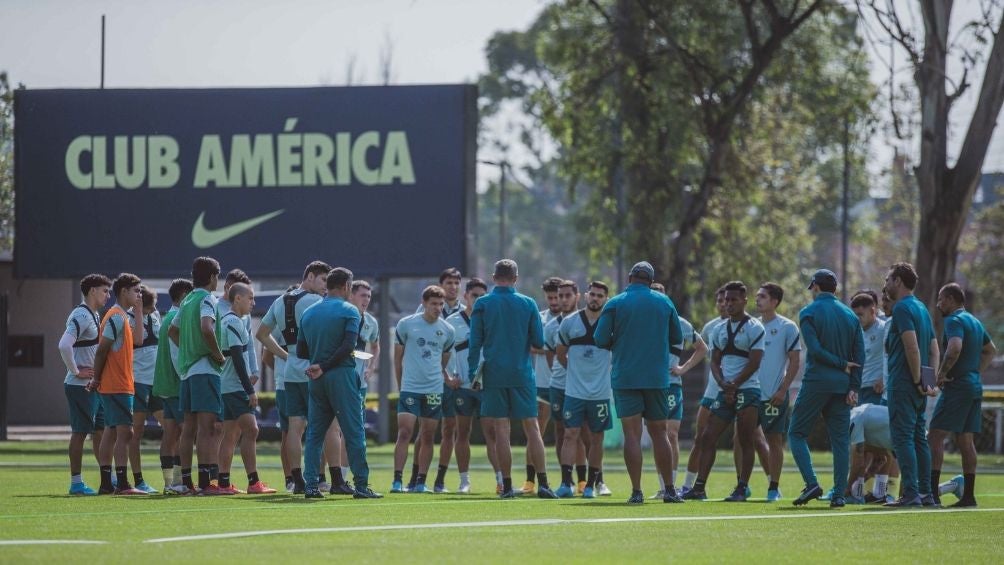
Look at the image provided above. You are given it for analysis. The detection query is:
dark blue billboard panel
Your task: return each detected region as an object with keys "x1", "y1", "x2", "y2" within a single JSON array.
[{"x1": 14, "y1": 85, "x2": 477, "y2": 278}]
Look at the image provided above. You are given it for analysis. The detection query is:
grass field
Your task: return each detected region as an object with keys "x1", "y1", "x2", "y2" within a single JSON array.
[{"x1": 1, "y1": 441, "x2": 1003, "y2": 563}]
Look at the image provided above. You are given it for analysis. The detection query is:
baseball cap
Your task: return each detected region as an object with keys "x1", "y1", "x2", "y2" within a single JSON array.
[
  {"x1": 629, "y1": 261, "x2": 655, "y2": 280},
  {"x1": 807, "y1": 268, "x2": 838, "y2": 290}
]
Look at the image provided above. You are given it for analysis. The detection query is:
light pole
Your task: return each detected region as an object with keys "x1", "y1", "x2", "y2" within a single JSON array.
[{"x1": 479, "y1": 160, "x2": 507, "y2": 259}]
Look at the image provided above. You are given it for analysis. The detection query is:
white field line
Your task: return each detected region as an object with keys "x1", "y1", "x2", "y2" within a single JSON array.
[
  {"x1": 144, "y1": 507, "x2": 1004, "y2": 543},
  {"x1": 0, "y1": 540, "x2": 108, "y2": 545}
]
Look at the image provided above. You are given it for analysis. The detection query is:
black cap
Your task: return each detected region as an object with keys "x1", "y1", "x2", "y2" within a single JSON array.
[
  {"x1": 807, "y1": 268, "x2": 838, "y2": 290},
  {"x1": 629, "y1": 261, "x2": 655, "y2": 280}
]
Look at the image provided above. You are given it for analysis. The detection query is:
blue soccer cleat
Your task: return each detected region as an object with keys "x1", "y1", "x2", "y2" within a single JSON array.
[
  {"x1": 390, "y1": 480, "x2": 405, "y2": 493},
  {"x1": 767, "y1": 489, "x2": 782, "y2": 502},
  {"x1": 951, "y1": 475, "x2": 965, "y2": 500},
  {"x1": 69, "y1": 482, "x2": 98, "y2": 496},
  {"x1": 582, "y1": 486, "x2": 596, "y2": 499},
  {"x1": 411, "y1": 483, "x2": 428, "y2": 494},
  {"x1": 135, "y1": 481, "x2": 158, "y2": 494},
  {"x1": 819, "y1": 487, "x2": 835, "y2": 501},
  {"x1": 555, "y1": 483, "x2": 575, "y2": 498}
]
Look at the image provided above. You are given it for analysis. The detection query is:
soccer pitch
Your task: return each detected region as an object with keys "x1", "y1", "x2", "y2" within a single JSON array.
[{"x1": 1, "y1": 442, "x2": 1002, "y2": 564}]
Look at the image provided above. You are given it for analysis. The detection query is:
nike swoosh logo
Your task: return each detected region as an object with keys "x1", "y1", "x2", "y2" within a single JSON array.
[{"x1": 191, "y1": 209, "x2": 285, "y2": 249}]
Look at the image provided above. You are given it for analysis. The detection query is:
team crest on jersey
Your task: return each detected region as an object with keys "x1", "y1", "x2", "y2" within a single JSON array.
[
  {"x1": 770, "y1": 328, "x2": 778, "y2": 335},
  {"x1": 564, "y1": 411, "x2": 572, "y2": 420},
  {"x1": 436, "y1": 330, "x2": 444, "y2": 337},
  {"x1": 417, "y1": 337, "x2": 426, "y2": 347},
  {"x1": 456, "y1": 397, "x2": 464, "y2": 406},
  {"x1": 421, "y1": 349, "x2": 432, "y2": 360},
  {"x1": 405, "y1": 396, "x2": 416, "y2": 406},
  {"x1": 552, "y1": 403, "x2": 560, "y2": 411},
  {"x1": 870, "y1": 335, "x2": 877, "y2": 341}
]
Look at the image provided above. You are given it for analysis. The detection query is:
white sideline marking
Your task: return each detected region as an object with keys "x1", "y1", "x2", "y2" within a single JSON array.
[
  {"x1": 145, "y1": 507, "x2": 1004, "y2": 543},
  {"x1": 0, "y1": 540, "x2": 108, "y2": 545}
]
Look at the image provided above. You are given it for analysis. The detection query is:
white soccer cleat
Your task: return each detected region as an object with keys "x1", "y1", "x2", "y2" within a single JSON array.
[
  {"x1": 458, "y1": 479, "x2": 472, "y2": 494},
  {"x1": 597, "y1": 482, "x2": 612, "y2": 496}
]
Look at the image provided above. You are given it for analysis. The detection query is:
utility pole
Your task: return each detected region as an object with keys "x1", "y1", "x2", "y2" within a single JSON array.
[
  {"x1": 841, "y1": 113, "x2": 850, "y2": 301},
  {"x1": 100, "y1": 15, "x2": 106, "y2": 89}
]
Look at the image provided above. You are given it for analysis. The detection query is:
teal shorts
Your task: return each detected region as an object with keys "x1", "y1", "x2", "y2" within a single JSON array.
[
  {"x1": 549, "y1": 387, "x2": 566, "y2": 423},
  {"x1": 223, "y1": 391, "x2": 253, "y2": 421},
  {"x1": 133, "y1": 383, "x2": 162, "y2": 414},
  {"x1": 710, "y1": 389, "x2": 760, "y2": 423},
  {"x1": 100, "y1": 393, "x2": 134, "y2": 427},
  {"x1": 161, "y1": 396, "x2": 184, "y2": 423},
  {"x1": 180, "y1": 374, "x2": 222, "y2": 416},
  {"x1": 759, "y1": 392, "x2": 790, "y2": 435},
  {"x1": 536, "y1": 386, "x2": 550, "y2": 403},
  {"x1": 65, "y1": 384, "x2": 101, "y2": 433},
  {"x1": 613, "y1": 388, "x2": 671, "y2": 421},
  {"x1": 454, "y1": 388, "x2": 481, "y2": 418},
  {"x1": 668, "y1": 384, "x2": 683, "y2": 421},
  {"x1": 442, "y1": 387, "x2": 457, "y2": 418},
  {"x1": 858, "y1": 386, "x2": 884, "y2": 406},
  {"x1": 563, "y1": 395, "x2": 613, "y2": 433},
  {"x1": 275, "y1": 389, "x2": 289, "y2": 431},
  {"x1": 930, "y1": 391, "x2": 982, "y2": 434},
  {"x1": 699, "y1": 396, "x2": 715, "y2": 409},
  {"x1": 481, "y1": 386, "x2": 537, "y2": 420},
  {"x1": 398, "y1": 391, "x2": 443, "y2": 420},
  {"x1": 285, "y1": 382, "x2": 309, "y2": 419}
]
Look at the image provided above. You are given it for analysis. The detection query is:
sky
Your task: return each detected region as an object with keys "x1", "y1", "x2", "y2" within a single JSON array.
[{"x1": 2, "y1": 0, "x2": 1002, "y2": 182}]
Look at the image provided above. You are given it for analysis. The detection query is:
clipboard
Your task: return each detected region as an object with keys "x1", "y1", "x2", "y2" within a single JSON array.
[{"x1": 920, "y1": 365, "x2": 936, "y2": 390}]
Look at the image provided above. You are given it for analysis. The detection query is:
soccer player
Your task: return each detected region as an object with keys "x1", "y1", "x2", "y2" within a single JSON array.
[
  {"x1": 89, "y1": 273, "x2": 145, "y2": 495},
  {"x1": 929, "y1": 283, "x2": 996, "y2": 507},
  {"x1": 685, "y1": 281, "x2": 764, "y2": 502},
  {"x1": 789, "y1": 269, "x2": 864, "y2": 508},
  {"x1": 546, "y1": 281, "x2": 589, "y2": 493},
  {"x1": 216, "y1": 269, "x2": 259, "y2": 393},
  {"x1": 682, "y1": 287, "x2": 727, "y2": 496},
  {"x1": 391, "y1": 286, "x2": 456, "y2": 493},
  {"x1": 519, "y1": 276, "x2": 562, "y2": 495},
  {"x1": 469, "y1": 259, "x2": 556, "y2": 499},
  {"x1": 555, "y1": 281, "x2": 611, "y2": 498},
  {"x1": 170, "y1": 256, "x2": 226, "y2": 494},
  {"x1": 59, "y1": 273, "x2": 111, "y2": 495},
  {"x1": 127, "y1": 285, "x2": 162, "y2": 493},
  {"x1": 298, "y1": 267, "x2": 382, "y2": 499},
  {"x1": 751, "y1": 283, "x2": 800, "y2": 502},
  {"x1": 153, "y1": 278, "x2": 193, "y2": 494},
  {"x1": 851, "y1": 291, "x2": 887, "y2": 406},
  {"x1": 255, "y1": 261, "x2": 331, "y2": 493},
  {"x1": 446, "y1": 278, "x2": 495, "y2": 493},
  {"x1": 848, "y1": 403, "x2": 900, "y2": 503},
  {"x1": 594, "y1": 261, "x2": 683, "y2": 503},
  {"x1": 882, "y1": 262, "x2": 940, "y2": 507}
]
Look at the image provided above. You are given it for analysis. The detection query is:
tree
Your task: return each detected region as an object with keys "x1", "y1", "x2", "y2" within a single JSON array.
[
  {"x1": 0, "y1": 71, "x2": 14, "y2": 256},
  {"x1": 861, "y1": 0, "x2": 1004, "y2": 308}
]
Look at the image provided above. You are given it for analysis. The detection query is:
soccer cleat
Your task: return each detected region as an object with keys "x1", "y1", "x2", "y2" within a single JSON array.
[
  {"x1": 390, "y1": 480, "x2": 405, "y2": 493},
  {"x1": 285, "y1": 480, "x2": 294, "y2": 494},
  {"x1": 863, "y1": 493, "x2": 881, "y2": 504},
  {"x1": 724, "y1": 486, "x2": 747, "y2": 502},
  {"x1": 921, "y1": 494, "x2": 941, "y2": 508},
  {"x1": 846, "y1": 495, "x2": 866, "y2": 505},
  {"x1": 69, "y1": 483, "x2": 98, "y2": 496},
  {"x1": 948, "y1": 498, "x2": 977, "y2": 508},
  {"x1": 950, "y1": 475, "x2": 965, "y2": 500},
  {"x1": 499, "y1": 488, "x2": 516, "y2": 499},
  {"x1": 744, "y1": 485, "x2": 752, "y2": 499},
  {"x1": 830, "y1": 496, "x2": 846, "y2": 508},
  {"x1": 577, "y1": 480, "x2": 586, "y2": 495},
  {"x1": 678, "y1": 485, "x2": 691, "y2": 498},
  {"x1": 433, "y1": 485, "x2": 450, "y2": 494},
  {"x1": 411, "y1": 483, "x2": 429, "y2": 494},
  {"x1": 582, "y1": 486, "x2": 596, "y2": 499},
  {"x1": 198, "y1": 485, "x2": 225, "y2": 496},
  {"x1": 304, "y1": 488, "x2": 324, "y2": 499},
  {"x1": 247, "y1": 481, "x2": 277, "y2": 494},
  {"x1": 682, "y1": 488, "x2": 707, "y2": 501},
  {"x1": 793, "y1": 484, "x2": 823, "y2": 506},
  {"x1": 767, "y1": 489, "x2": 782, "y2": 502},
  {"x1": 883, "y1": 495, "x2": 922, "y2": 507},
  {"x1": 597, "y1": 482, "x2": 612, "y2": 496},
  {"x1": 518, "y1": 481, "x2": 535, "y2": 495},
  {"x1": 496, "y1": 483, "x2": 503, "y2": 495},
  {"x1": 353, "y1": 486, "x2": 383, "y2": 499},
  {"x1": 555, "y1": 483, "x2": 575, "y2": 498},
  {"x1": 329, "y1": 483, "x2": 356, "y2": 495},
  {"x1": 317, "y1": 481, "x2": 331, "y2": 492},
  {"x1": 458, "y1": 479, "x2": 472, "y2": 494},
  {"x1": 114, "y1": 486, "x2": 147, "y2": 495},
  {"x1": 135, "y1": 481, "x2": 158, "y2": 494},
  {"x1": 627, "y1": 490, "x2": 645, "y2": 504},
  {"x1": 537, "y1": 486, "x2": 559, "y2": 499},
  {"x1": 217, "y1": 484, "x2": 241, "y2": 495},
  {"x1": 663, "y1": 489, "x2": 684, "y2": 503},
  {"x1": 649, "y1": 490, "x2": 665, "y2": 500},
  {"x1": 819, "y1": 487, "x2": 834, "y2": 501}
]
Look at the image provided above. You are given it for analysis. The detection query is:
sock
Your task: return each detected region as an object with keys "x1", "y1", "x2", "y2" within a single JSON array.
[
  {"x1": 173, "y1": 455, "x2": 181, "y2": 467},
  {"x1": 219, "y1": 472, "x2": 231, "y2": 488},
  {"x1": 341, "y1": 466, "x2": 350, "y2": 480},
  {"x1": 503, "y1": 477, "x2": 512, "y2": 492},
  {"x1": 198, "y1": 465, "x2": 210, "y2": 489},
  {"x1": 248, "y1": 471, "x2": 259, "y2": 485},
  {"x1": 874, "y1": 474, "x2": 889, "y2": 498},
  {"x1": 394, "y1": 470, "x2": 403, "y2": 483},
  {"x1": 408, "y1": 464, "x2": 419, "y2": 487},
  {"x1": 851, "y1": 477, "x2": 865, "y2": 498},
  {"x1": 684, "y1": 471, "x2": 697, "y2": 489},
  {"x1": 173, "y1": 465, "x2": 182, "y2": 486},
  {"x1": 769, "y1": 480, "x2": 779, "y2": 492},
  {"x1": 586, "y1": 466, "x2": 599, "y2": 489},
  {"x1": 182, "y1": 467, "x2": 193, "y2": 489},
  {"x1": 162, "y1": 467, "x2": 174, "y2": 487},
  {"x1": 318, "y1": 472, "x2": 327, "y2": 484},
  {"x1": 416, "y1": 473, "x2": 427, "y2": 486},
  {"x1": 460, "y1": 471, "x2": 470, "y2": 484},
  {"x1": 291, "y1": 468, "x2": 305, "y2": 489},
  {"x1": 71, "y1": 473, "x2": 83, "y2": 485},
  {"x1": 597, "y1": 470, "x2": 604, "y2": 484},
  {"x1": 671, "y1": 470, "x2": 678, "y2": 487},
  {"x1": 331, "y1": 466, "x2": 344, "y2": 486},
  {"x1": 160, "y1": 455, "x2": 173, "y2": 470},
  {"x1": 536, "y1": 472, "x2": 550, "y2": 489},
  {"x1": 496, "y1": 471, "x2": 504, "y2": 485},
  {"x1": 576, "y1": 465, "x2": 586, "y2": 483},
  {"x1": 963, "y1": 473, "x2": 975, "y2": 501},
  {"x1": 115, "y1": 466, "x2": 129, "y2": 489},
  {"x1": 434, "y1": 465, "x2": 448, "y2": 487},
  {"x1": 561, "y1": 464, "x2": 573, "y2": 486},
  {"x1": 887, "y1": 477, "x2": 897, "y2": 497},
  {"x1": 209, "y1": 464, "x2": 219, "y2": 486},
  {"x1": 526, "y1": 465, "x2": 535, "y2": 483},
  {"x1": 931, "y1": 469, "x2": 942, "y2": 497},
  {"x1": 737, "y1": 480, "x2": 748, "y2": 491},
  {"x1": 100, "y1": 465, "x2": 113, "y2": 490},
  {"x1": 285, "y1": 474, "x2": 293, "y2": 486},
  {"x1": 694, "y1": 478, "x2": 707, "y2": 492},
  {"x1": 133, "y1": 472, "x2": 144, "y2": 485},
  {"x1": 657, "y1": 473, "x2": 666, "y2": 491}
]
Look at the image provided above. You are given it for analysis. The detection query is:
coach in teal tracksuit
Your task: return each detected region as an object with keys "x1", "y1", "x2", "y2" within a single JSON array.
[
  {"x1": 296, "y1": 267, "x2": 381, "y2": 499},
  {"x1": 790, "y1": 269, "x2": 864, "y2": 508},
  {"x1": 468, "y1": 259, "x2": 554, "y2": 498},
  {"x1": 594, "y1": 261, "x2": 684, "y2": 503}
]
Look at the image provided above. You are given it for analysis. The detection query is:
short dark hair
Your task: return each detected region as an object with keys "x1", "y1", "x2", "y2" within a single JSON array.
[
  {"x1": 326, "y1": 267, "x2": 353, "y2": 291},
  {"x1": 542, "y1": 276, "x2": 563, "y2": 293},
  {"x1": 79, "y1": 274, "x2": 112, "y2": 296},
  {"x1": 850, "y1": 293, "x2": 875, "y2": 309},
  {"x1": 422, "y1": 285, "x2": 446, "y2": 302},
  {"x1": 192, "y1": 257, "x2": 221, "y2": 287},
  {"x1": 168, "y1": 279, "x2": 194, "y2": 304},
  {"x1": 228, "y1": 282, "x2": 253, "y2": 302},
  {"x1": 467, "y1": 277, "x2": 488, "y2": 293},
  {"x1": 303, "y1": 260, "x2": 333, "y2": 281},
  {"x1": 855, "y1": 288, "x2": 880, "y2": 306},
  {"x1": 889, "y1": 262, "x2": 918, "y2": 290},
  {"x1": 559, "y1": 279, "x2": 579, "y2": 294},
  {"x1": 590, "y1": 281, "x2": 610, "y2": 295},
  {"x1": 723, "y1": 281, "x2": 747, "y2": 296},
  {"x1": 939, "y1": 282, "x2": 966, "y2": 305},
  {"x1": 493, "y1": 259, "x2": 518, "y2": 280},
  {"x1": 649, "y1": 282, "x2": 666, "y2": 293},
  {"x1": 112, "y1": 273, "x2": 142, "y2": 298},
  {"x1": 139, "y1": 285, "x2": 157, "y2": 310},
  {"x1": 759, "y1": 282, "x2": 784, "y2": 304},
  {"x1": 438, "y1": 268, "x2": 462, "y2": 284},
  {"x1": 351, "y1": 280, "x2": 372, "y2": 294},
  {"x1": 225, "y1": 268, "x2": 251, "y2": 287},
  {"x1": 716, "y1": 286, "x2": 727, "y2": 297}
]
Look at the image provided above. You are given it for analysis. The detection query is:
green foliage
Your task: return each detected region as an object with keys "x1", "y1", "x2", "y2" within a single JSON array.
[{"x1": 959, "y1": 188, "x2": 1004, "y2": 338}]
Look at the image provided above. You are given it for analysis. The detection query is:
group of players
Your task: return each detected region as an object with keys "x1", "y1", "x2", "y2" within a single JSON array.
[{"x1": 58, "y1": 256, "x2": 994, "y2": 507}]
